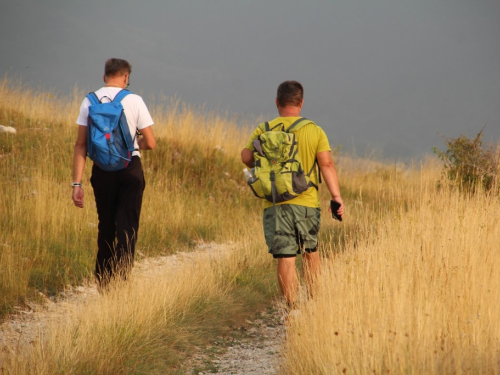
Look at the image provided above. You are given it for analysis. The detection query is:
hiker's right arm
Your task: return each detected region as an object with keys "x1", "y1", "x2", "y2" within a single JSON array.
[{"x1": 72, "y1": 125, "x2": 87, "y2": 208}]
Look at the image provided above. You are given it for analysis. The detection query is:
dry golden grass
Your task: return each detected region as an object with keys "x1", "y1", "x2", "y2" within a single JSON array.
[
  {"x1": 282, "y1": 166, "x2": 500, "y2": 375},
  {"x1": 0, "y1": 77, "x2": 95, "y2": 303}
]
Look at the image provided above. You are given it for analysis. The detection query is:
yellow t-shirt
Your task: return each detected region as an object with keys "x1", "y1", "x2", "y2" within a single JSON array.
[{"x1": 244, "y1": 117, "x2": 331, "y2": 208}]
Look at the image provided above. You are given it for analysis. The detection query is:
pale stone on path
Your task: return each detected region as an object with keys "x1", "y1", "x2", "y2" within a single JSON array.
[{"x1": 0, "y1": 125, "x2": 16, "y2": 134}]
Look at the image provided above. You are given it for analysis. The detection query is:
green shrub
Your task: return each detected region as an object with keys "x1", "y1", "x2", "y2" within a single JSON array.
[{"x1": 433, "y1": 128, "x2": 499, "y2": 193}]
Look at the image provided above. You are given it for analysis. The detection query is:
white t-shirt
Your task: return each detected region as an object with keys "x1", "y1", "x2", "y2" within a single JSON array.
[{"x1": 76, "y1": 87, "x2": 154, "y2": 157}]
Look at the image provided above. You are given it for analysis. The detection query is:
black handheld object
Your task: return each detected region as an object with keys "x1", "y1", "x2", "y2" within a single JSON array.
[{"x1": 330, "y1": 200, "x2": 342, "y2": 221}]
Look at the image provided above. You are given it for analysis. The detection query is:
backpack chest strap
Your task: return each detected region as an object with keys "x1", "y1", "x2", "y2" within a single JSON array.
[{"x1": 86, "y1": 89, "x2": 131, "y2": 105}]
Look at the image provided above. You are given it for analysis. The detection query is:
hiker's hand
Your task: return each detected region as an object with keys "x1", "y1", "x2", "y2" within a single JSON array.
[
  {"x1": 72, "y1": 186, "x2": 84, "y2": 208},
  {"x1": 137, "y1": 126, "x2": 156, "y2": 150},
  {"x1": 329, "y1": 196, "x2": 344, "y2": 220}
]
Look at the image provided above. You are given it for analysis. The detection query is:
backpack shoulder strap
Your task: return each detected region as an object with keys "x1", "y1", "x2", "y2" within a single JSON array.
[
  {"x1": 257, "y1": 122, "x2": 270, "y2": 132},
  {"x1": 286, "y1": 117, "x2": 314, "y2": 133},
  {"x1": 113, "y1": 89, "x2": 131, "y2": 103},
  {"x1": 307, "y1": 158, "x2": 321, "y2": 181},
  {"x1": 86, "y1": 92, "x2": 100, "y2": 106}
]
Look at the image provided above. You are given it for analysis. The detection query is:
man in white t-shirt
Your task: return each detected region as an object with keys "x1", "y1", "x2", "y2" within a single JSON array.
[{"x1": 72, "y1": 58, "x2": 156, "y2": 288}]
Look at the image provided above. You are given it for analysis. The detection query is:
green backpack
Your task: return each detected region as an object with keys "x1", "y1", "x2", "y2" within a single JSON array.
[{"x1": 247, "y1": 117, "x2": 319, "y2": 205}]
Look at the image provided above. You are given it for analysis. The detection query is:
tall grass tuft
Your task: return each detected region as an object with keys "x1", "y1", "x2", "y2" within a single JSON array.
[
  {"x1": 281, "y1": 165, "x2": 500, "y2": 374},
  {"x1": 4, "y1": 240, "x2": 275, "y2": 374}
]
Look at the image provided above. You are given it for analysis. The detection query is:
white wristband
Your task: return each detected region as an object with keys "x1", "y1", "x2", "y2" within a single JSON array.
[{"x1": 71, "y1": 182, "x2": 82, "y2": 188}]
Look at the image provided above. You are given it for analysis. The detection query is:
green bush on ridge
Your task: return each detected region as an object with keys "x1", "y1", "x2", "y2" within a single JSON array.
[{"x1": 433, "y1": 128, "x2": 499, "y2": 194}]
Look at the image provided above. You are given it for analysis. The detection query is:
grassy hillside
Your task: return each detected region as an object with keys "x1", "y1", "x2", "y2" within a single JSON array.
[
  {"x1": 3, "y1": 77, "x2": 498, "y2": 374},
  {"x1": 281, "y1": 163, "x2": 500, "y2": 374}
]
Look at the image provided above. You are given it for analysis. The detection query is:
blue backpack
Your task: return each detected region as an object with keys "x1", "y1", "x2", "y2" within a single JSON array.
[{"x1": 86, "y1": 89, "x2": 136, "y2": 171}]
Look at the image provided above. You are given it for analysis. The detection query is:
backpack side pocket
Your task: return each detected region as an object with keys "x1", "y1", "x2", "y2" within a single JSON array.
[{"x1": 248, "y1": 178, "x2": 265, "y2": 199}]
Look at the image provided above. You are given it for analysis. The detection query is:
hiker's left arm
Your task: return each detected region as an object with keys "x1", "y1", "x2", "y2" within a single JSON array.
[
  {"x1": 241, "y1": 148, "x2": 254, "y2": 168},
  {"x1": 241, "y1": 126, "x2": 263, "y2": 168},
  {"x1": 317, "y1": 150, "x2": 344, "y2": 218},
  {"x1": 138, "y1": 126, "x2": 156, "y2": 150},
  {"x1": 72, "y1": 125, "x2": 87, "y2": 208}
]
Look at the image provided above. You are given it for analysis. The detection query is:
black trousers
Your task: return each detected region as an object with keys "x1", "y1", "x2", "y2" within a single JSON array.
[{"x1": 90, "y1": 156, "x2": 145, "y2": 285}]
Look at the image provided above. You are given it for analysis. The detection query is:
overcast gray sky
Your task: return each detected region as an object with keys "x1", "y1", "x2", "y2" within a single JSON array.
[{"x1": 1, "y1": 0, "x2": 499, "y2": 159}]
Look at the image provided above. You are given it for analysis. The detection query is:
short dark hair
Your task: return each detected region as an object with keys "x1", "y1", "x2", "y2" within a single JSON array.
[
  {"x1": 104, "y1": 58, "x2": 132, "y2": 78},
  {"x1": 276, "y1": 80, "x2": 304, "y2": 107}
]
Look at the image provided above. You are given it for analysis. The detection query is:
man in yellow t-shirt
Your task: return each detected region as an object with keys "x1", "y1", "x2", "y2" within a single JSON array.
[{"x1": 241, "y1": 80, "x2": 344, "y2": 310}]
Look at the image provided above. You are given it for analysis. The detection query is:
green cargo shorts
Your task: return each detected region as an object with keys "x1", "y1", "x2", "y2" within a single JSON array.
[{"x1": 263, "y1": 205, "x2": 321, "y2": 258}]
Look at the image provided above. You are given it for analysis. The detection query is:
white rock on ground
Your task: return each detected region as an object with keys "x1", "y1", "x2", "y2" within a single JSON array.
[{"x1": 0, "y1": 125, "x2": 16, "y2": 134}]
